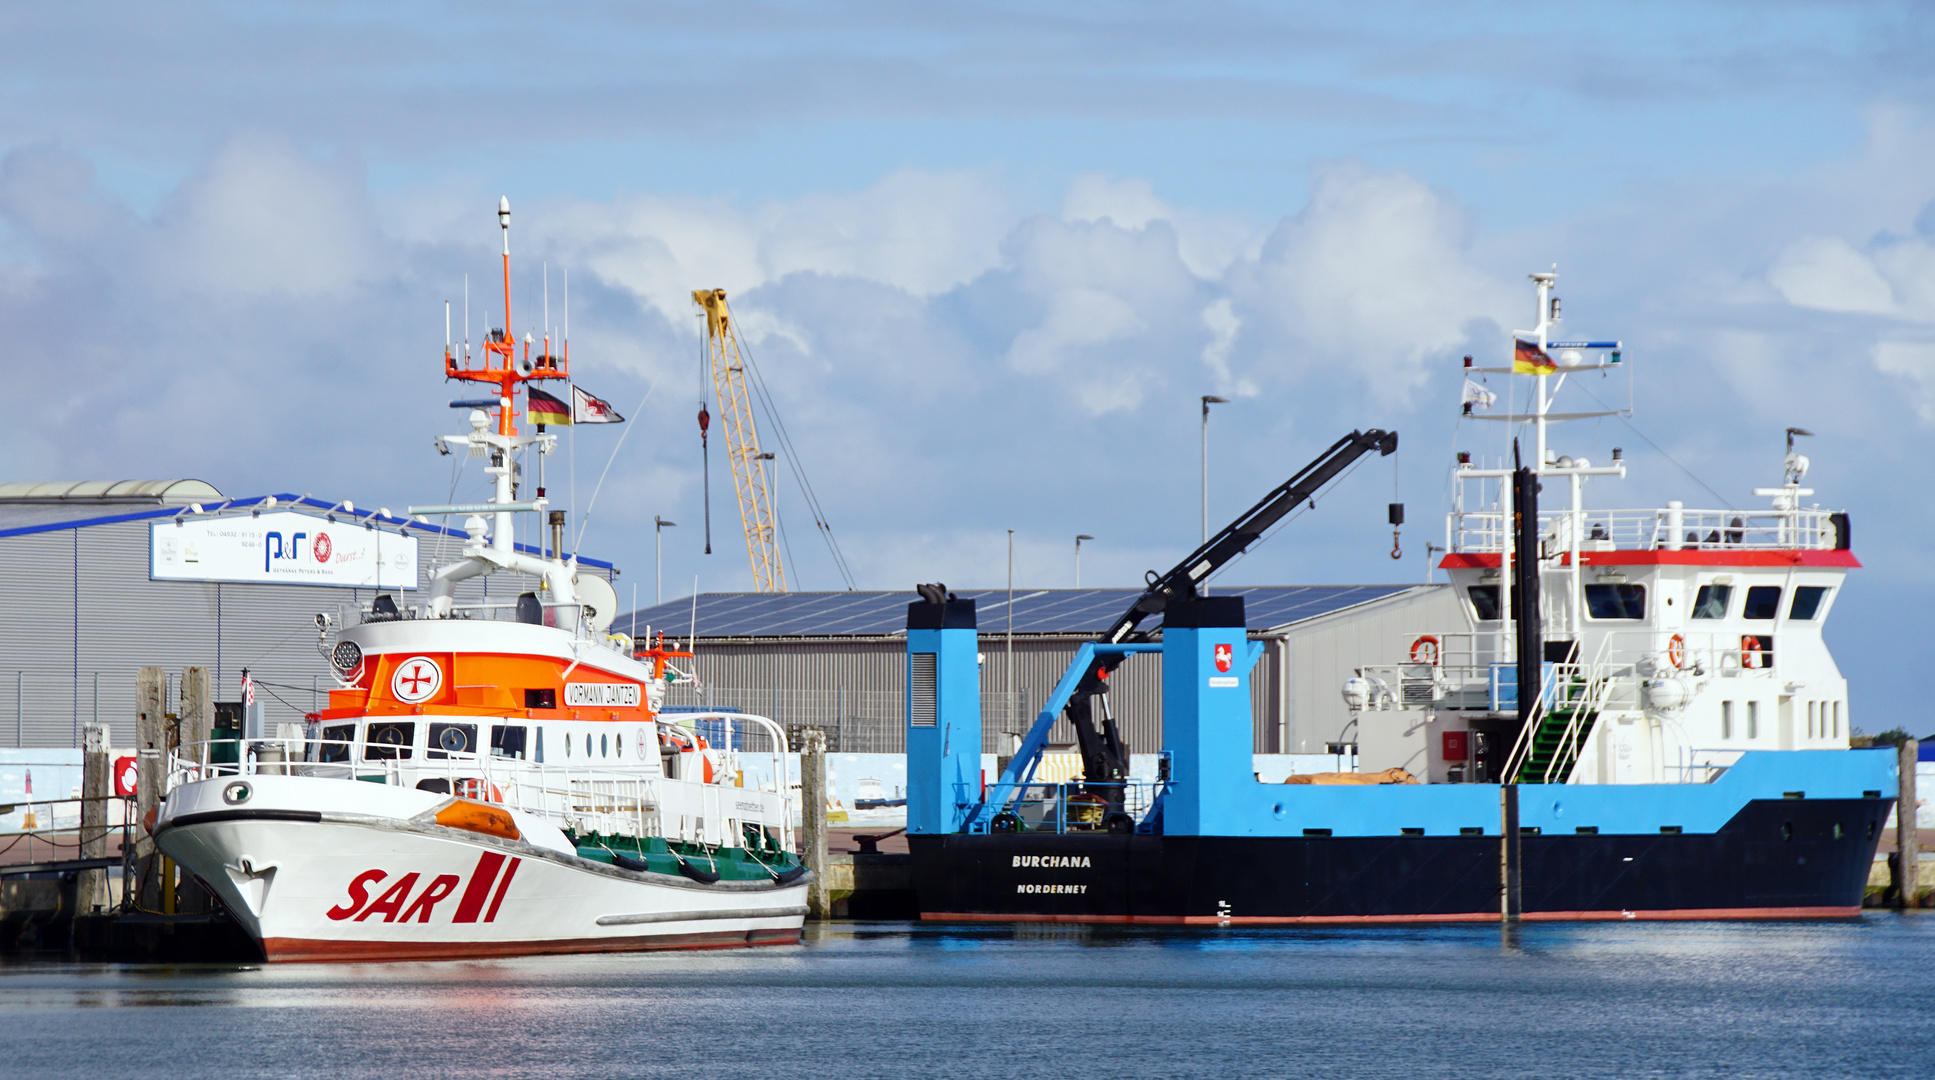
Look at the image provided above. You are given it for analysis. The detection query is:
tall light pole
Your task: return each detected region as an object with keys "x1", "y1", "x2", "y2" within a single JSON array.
[
  {"x1": 1201, "y1": 395, "x2": 1230, "y2": 543},
  {"x1": 1006, "y1": 529, "x2": 1015, "y2": 728},
  {"x1": 654, "y1": 516, "x2": 676, "y2": 605},
  {"x1": 1074, "y1": 534, "x2": 1093, "y2": 588}
]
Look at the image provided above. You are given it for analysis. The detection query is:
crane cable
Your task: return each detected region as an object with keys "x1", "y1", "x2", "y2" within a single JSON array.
[{"x1": 730, "y1": 320, "x2": 859, "y2": 591}]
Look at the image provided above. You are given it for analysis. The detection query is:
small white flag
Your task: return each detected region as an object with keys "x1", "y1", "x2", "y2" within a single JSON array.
[
  {"x1": 1461, "y1": 378, "x2": 1496, "y2": 411},
  {"x1": 572, "y1": 385, "x2": 625, "y2": 424}
]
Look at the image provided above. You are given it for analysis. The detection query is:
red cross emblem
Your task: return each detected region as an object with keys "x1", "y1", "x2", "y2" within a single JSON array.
[{"x1": 391, "y1": 657, "x2": 442, "y2": 702}]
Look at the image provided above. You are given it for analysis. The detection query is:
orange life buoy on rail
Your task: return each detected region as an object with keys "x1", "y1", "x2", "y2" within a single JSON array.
[
  {"x1": 1666, "y1": 633, "x2": 1686, "y2": 669},
  {"x1": 1740, "y1": 635, "x2": 1763, "y2": 670},
  {"x1": 1409, "y1": 635, "x2": 1442, "y2": 665},
  {"x1": 456, "y1": 778, "x2": 503, "y2": 803}
]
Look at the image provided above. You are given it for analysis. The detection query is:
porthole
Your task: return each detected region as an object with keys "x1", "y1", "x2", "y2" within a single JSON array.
[
  {"x1": 565, "y1": 733, "x2": 572, "y2": 758},
  {"x1": 1781, "y1": 821, "x2": 1793, "y2": 842},
  {"x1": 602, "y1": 733, "x2": 609, "y2": 757}
]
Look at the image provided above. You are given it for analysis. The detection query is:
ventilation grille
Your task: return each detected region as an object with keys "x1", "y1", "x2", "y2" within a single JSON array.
[{"x1": 909, "y1": 653, "x2": 937, "y2": 727}]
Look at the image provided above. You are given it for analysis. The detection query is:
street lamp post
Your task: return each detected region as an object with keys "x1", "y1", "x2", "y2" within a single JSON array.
[
  {"x1": 1201, "y1": 395, "x2": 1230, "y2": 543},
  {"x1": 1074, "y1": 534, "x2": 1094, "y2": 588},
  {"x1": 654, "y1": 516, "x2": 677, "y2": 604}
]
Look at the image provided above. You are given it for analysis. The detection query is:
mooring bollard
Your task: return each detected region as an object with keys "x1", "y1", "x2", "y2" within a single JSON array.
[
  {"x1": 803, "y1": 729, "x2": 829, "y2": 920},
  {"x1": 1500, "y1": 783, "x2": 1522, "y2": 925}
]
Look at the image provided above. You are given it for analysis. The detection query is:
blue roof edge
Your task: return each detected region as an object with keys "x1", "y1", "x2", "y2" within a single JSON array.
[{"x1": 0, "y1": 493, "x2": 614, "y2": 570}]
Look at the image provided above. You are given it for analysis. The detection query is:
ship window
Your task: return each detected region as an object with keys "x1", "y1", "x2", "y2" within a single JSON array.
[
  {"x1": 1742, "y1": 586, "x2": 1782, "y2": 620},
  {"x1": 1721, "y1": 701, "x2": 1733, "y2": 740},
  {"x1": 1584, "y1": 584, "x2": 1646, "y2": 620},
  {"x1": 565, "y1": 732, "x2": 572, "y2": 758},
  {"x1": 534, "y1": 726, "x2": 545, "y2": 764},
  {"x1": 491, "y1": 725, "x2": 527, "y2": 760},
  {"x1": 1808, "y1": 701, "x2": 1817, "y2": 739},
  {"x1": 601, "y1": 733, "x2": 609, "y2": 757},
  {"x1": 1747, "y1": 701, "x2": 1759, "y2": 740},
  {"x1": 319, "y1": 724, "x2": 354, "y2": 763},
  {"x1": 365, "y1": 722, "x2": 415, "y2": 760},
  {"x1": 1789, "y1": 586, "x2": 1829, "y2": 620},
  {"x1": 1692, "y1": 584, "x2": 1731, "y2": 619},
  {"x1": 524, "y1": 688, "x2": 557, "y2": 710},
  {"x1": 1467, "y1": 585, "x2": 1501, "y2": 621},
  {"x1": 427, "y1": 722, "x2": 477, "y2": 759},
  {"x1": 1832, "y1": 702, "x2": 1841, "y2": 738}
]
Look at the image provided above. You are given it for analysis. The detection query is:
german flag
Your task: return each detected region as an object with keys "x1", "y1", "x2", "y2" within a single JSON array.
[
  {"x1": 1513, "y1": 337, "x2": 1555, "y2": 375},
  {"x1": 528, "y1": 386, "x2": 571, "y2": 426}
]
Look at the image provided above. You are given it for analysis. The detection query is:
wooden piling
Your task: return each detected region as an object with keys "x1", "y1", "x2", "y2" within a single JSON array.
[
  {"x1": 803, "y1": 729, "x2": 830, "y2": 920},
  {"x1": 1500, "y1": 783, "x2": 1522, "y2": 924},
  {"x1": 78, "y1": 721, "x2": 111, "y2": 913},
  {"x1": 1896, "y1": 738, "x2": 1920, "y2": 910},
  {"x1": 174, "y1": 667, "x2": 212, "y2": 914},
  {"x1": 134, "y1": 667, "x2": 166, "y2": 912}
]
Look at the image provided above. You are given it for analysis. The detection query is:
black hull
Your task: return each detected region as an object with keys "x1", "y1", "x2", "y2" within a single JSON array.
[{"x1": 909, "y1": 797, "x2": 1888, "y2": 923}]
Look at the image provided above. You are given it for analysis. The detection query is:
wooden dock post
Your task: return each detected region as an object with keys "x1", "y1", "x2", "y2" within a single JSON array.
[
  {"x1": 134, "y1": 667, "x2": 166, "y2": 912},
  {"x1": 1500, "y1": 783, "x2": 1522, "y2": 924},
  {"x1": 1896, "y1": 738, "x2": 1921, "y2": 910},
  {"x1": 78, "y1": 721, "x2": 111, "y2": 913},
  {"x1": 174, "y1": 667, "x2": 212, "y2": 914},
  {"x1": 803, "y1": 729, "x2": 830, "y2": 920}
]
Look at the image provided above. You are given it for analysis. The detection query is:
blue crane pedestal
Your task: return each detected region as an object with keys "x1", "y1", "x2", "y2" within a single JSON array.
[{"x1": 904, "y1": 596, "x2": 980, "y2": 837}]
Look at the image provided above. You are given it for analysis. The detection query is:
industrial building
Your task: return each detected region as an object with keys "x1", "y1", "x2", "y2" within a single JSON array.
[
  {"x1": 618, "y1": 583, "x2": 1467, "y2": 756},
  {"x1": 0, "y1": 481, "x2": 617, "y2": 747}
]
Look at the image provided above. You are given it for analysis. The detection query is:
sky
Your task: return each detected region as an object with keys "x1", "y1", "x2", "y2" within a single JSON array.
[{"x1": 3, "y1": 2, "x2": 1933, "y2": 735}]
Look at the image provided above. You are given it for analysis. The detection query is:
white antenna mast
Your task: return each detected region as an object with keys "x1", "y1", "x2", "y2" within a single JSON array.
[{"x1": 462, "y1": 274, "x2": 470, "y2": 363}]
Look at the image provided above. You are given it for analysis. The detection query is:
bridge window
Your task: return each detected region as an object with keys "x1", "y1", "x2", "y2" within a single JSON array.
[
  {"x1": 365, "y1": 722, "x2": 415, "y2": 761},
  {"x1": 1692, "y1": 584, "x2": 1731, "y2": 619},
  {"x1": 427, "y1": 722, "x2": 477, "y2": 759},
  {"x1": 1789, "y1": 586, "x2": 1829, "y2": 620},
  {"x1": 1747, "y1": 701, "x2": 1760, "y2": 740},
  {"x1": 1721, "y1": 701, "x2": 1733, "y2": 740},
  {"x1": 1467, "y1": 585, "x2": 1501, "y2": 621},
  {"x1": 491, "y1": 725, "x2": 527, "y2": 760},
  {"x1": 1584, "y1": 584, "x2": 1646, "y2": 620},
  {"x1": 1742, "y1": 586, "x2": 1782, "y2": 620},
  {"x1": 319, "y1": 723, "x2": 354, "y2": 763}
]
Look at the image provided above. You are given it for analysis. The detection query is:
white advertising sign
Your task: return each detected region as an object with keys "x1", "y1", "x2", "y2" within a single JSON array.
[
  {"x1": 151, "y1": 511, "x2": 417, "y2": 589},
  {"x1": 565, "y1": 682, "x2": 642, "y2": 707}
]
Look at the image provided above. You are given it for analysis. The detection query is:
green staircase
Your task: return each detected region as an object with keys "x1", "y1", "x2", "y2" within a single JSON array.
[{"x1": 1512, "y1": 703, "x2": 1597, "y2": 784}]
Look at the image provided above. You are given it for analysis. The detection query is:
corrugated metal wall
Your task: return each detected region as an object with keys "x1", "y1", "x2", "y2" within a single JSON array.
[
  {"x1": 1273, "y1": 584, "x2": 1467, "y2": 753},
  {"x1": 0, "y1": 516, "x2": 616, "y2": 747}
]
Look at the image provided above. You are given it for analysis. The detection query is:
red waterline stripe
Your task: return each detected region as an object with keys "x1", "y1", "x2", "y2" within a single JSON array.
[
  {"x1": 262, "y1": 926, "x2": 800, "y2": 963},
  {"x1": 922, "y1": 905, "x2": 1859, "y2": 925}
]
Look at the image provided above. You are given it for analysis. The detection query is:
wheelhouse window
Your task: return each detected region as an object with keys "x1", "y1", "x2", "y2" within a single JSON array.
[
  {"x1": 1584, "y1": 584, "x2": 1646, "y2": 620},
  {"x1": 1467, "y1": 585, "x2": 1501, "y2": 621},
  {"x1": 524, "y1": 688, "x2": 556, "y2": 709},
  {"x1": 319, "y1": 723, "x2": 354, "y2": 763},
  {"x1": 364, "y1": 721, "x2": 415, "y2": 760},
  {"x1": 1692, "y1": 584, "x2": 1731, "y2": 619},
  {"x1": 1789, "y1": 586, "x2": 1830, "y2": 620},
  {"x1": 427, "y1": 722, "x2": 477, "y2": 759},
  {"x1": 1742, "y1": 586, "x2": 1782, "y2": 620},
  {"x1": 492, "y1": 724, "x2": 528, "y2": 760}
]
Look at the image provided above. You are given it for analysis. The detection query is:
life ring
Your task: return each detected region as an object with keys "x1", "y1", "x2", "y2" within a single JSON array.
[
  {"x1": 1409, "y1": 635, "x2": 1442, "y2": 665},
  {"x1": 456, "y1": 778, "x2": 503, "y2": 803},
  {"x1": 1740, "y1": 635, "x2": 1763, "y2": 670},
  {"x1": 1666, "y1": 633, "x2": 1686, "y2": 669}
]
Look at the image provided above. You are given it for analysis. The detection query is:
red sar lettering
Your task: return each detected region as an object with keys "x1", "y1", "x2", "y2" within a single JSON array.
[
  {"x1": 325, "y1": 870, "x2": 388, "y2": 921},
  {"x1": 325, "y1": 855, "x2": 522, "y2": 923}
]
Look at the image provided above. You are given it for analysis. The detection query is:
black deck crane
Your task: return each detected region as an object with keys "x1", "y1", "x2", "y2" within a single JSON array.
[{"x1": 1064, "y1": 428, "x2": 1399, "y2": 796}]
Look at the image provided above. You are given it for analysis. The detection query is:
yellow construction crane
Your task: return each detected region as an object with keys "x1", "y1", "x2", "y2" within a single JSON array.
[{"x1": 693, "y1": 288, "x2": 785, "y2": 592}]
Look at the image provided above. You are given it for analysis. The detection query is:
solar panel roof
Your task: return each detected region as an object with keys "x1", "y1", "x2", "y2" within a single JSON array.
[{"x1": 617, "y1": 584, "x2": 1417, "y2": 639}]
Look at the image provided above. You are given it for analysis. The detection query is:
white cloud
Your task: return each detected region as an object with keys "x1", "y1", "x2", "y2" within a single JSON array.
[
  {"x1": 1228, "y1": 162, "x2": 1510, "y2": 402},
  {"x1": 1874, "y1": 340, "x2": 1935, "y2": 423},
  {"x1": 1768, "y1": 236, "x2": 1896, "y2": 315}
]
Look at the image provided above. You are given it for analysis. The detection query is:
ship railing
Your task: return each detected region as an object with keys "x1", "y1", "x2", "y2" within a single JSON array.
[
  {"x1": 164, "y1": 735, "x2": 794, "y2": 854},
  {"x1": 1594, "y1": 628, "x2": 1783, "y2": 682},
  {"x1": 957, "y1": 780, "x2": 1165, "y2": 834},
  {"x1": 1666, "y1": 747, "x2": 1741, "y2": 785},
  {"x1": 1449, "y1": 505, "x2": 1840, "y2": 555}
]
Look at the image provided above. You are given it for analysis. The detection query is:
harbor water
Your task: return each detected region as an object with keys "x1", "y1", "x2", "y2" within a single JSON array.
[{"x1": 4, "y1": 917, "x2": 1933, "y2": 1079}]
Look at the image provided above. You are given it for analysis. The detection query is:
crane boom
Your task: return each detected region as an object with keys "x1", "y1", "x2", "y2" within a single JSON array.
[
  {"x1": 1065, "y1": 428, "x2": 1399, "y2": 793},
  {"x1": 693, "y1": 288, "x2": 785, "y2": 592}
]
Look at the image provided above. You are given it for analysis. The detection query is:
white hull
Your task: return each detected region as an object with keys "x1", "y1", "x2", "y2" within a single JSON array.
[{"x1": 155, "y1": 776, "x2": 807, "y2": 962}]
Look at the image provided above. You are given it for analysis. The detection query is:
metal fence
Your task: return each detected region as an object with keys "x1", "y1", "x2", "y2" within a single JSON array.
[{"x1": 660, "y1": 684, "x2": 1030, "y2": 754}]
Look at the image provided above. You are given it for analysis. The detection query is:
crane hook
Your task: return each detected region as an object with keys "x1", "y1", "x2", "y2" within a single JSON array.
[{"x1": 1390, "y1": 529, "x2": 1403, "y2": 560}]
